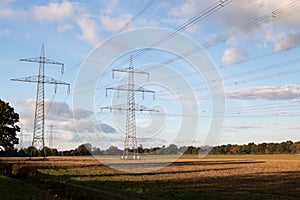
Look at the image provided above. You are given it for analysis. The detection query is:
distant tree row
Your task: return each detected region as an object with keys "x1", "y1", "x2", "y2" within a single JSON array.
[
  {"x1": 0, "y1": 144, "x2": 121, "y2": 157},
  {"x1": 209, "y1": 141, "x2": 300, "y2": 155},
  {"x1": 1, "y1": 141, "x2": 300, "y2": 157}
]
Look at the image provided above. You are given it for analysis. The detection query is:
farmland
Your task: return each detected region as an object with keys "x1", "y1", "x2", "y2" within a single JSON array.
[{"x1": 1, "y1": 155, "x2": 300, "y2": 199}]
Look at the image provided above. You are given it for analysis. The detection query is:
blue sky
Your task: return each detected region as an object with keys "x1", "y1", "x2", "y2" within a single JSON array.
[{"x1": 1, "y1": 0, "x2": 300, "y2": 150}]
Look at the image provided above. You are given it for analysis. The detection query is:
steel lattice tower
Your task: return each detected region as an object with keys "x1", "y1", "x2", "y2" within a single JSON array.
[
  {"x1": 11, "y1": 44, "x2": 70, "y2": 158},
  {"x1": 124, "y1": 57, "x2": 137, "y2": 158},
  {"x1": 49, "y1": 124, "x2": 54, "y2": 148},
  {"x1": 102, "y1": 55, "x2": 158, "y2": 159}
]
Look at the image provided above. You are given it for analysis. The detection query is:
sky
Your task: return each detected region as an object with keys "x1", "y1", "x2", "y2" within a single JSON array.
[{"x1": 1, "y1": 0, "x2": 300, "y2": 150}]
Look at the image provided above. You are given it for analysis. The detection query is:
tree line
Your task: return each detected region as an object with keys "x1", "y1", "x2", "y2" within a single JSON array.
[
  {"x1": 1, "y1": 140, "x2": 300, "y2": 157},
  {"x1": 209, "y1": 141, "x2": 300, "y2": 155}
]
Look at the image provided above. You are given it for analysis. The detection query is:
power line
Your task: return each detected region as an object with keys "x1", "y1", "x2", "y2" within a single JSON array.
[
  {"x1": 55, "y1": 40, "x2": 300, "y2": 98},
  {"x1": 116, "y1": 0, "x2": 156, "y2": 34},
  {"x1": 161, "y1": 0, "x2": 300, "y2": 65},
  {"x1": 143, "y1": 45, "x2": 300, "y2": 96},
  {"x1": 153, "y1": 56, "x2": 300, "y2": 97},
  {"x1": 63, "y1": 1, "x2": 156, "y2": 77},
  {"x1": 71, "y1": 0, "x2": 300, "y2": 95},
  {"x1": 114, "y1": 0, "x2": 234, "y2": 69},
  {"x1": 50, "y1": 1, "x2": 294, "y2": 122},
  {"x1": 101, "y1": 110, "x2": 300, "y2": 118}
]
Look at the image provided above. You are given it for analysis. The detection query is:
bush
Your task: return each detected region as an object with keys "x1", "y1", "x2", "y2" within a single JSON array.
[{"x1": 11, "y1": 165, "x2": 38, "y2": 178}]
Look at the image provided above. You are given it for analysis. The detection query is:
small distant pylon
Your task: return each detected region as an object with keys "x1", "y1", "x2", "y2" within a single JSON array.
[
  {"x1": 19, "y1": 130, "x2": 23, "y2": 149},
  {"x1": 11, "y1": 44, "x2": 70, "y2": 158},
  {"x1": 101, "y1": 55, "x2": 158, "y2": 159},
  {"x1": 49, "y1": 124, "x2": 54, "y2": 148}
]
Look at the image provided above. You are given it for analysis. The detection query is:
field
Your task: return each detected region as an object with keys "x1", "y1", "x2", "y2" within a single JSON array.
[{"x1": 1, "y1": 155, "x2": 300, "y2": 199}]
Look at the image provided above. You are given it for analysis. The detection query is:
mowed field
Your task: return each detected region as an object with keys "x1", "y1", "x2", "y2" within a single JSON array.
[{"x1": 1, "y1": 155, "x2": 300, "y2": 200}]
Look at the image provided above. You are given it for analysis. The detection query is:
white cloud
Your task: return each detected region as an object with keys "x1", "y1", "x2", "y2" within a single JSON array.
[
  {"x1": 11, "y1": 98, "x2": 116, "y2": 134},
  {"x1": 282, "y1": 125, "x2": 300, "y2": 130},
  {"x1": 11, "y1": 99, "x2": 86, "y2": 122},
  {"x1": 31, "y1": 1, "x2": 74, "y2": 22},
  {"x1": 0, "y1": 1, "x2": 102, "y2": 46},
  {"x1": 227, "y1": 84, "x2": 300, "y2": 100},
  {"x1": 265, "y1": 29, "x2": 300, "y2": 51},
  {"x1": 57, "y1": 24, "x2": 73, "y2": 32},
  {"x1": 169, "y1": 0, "x2": 300, "y2": 51},
  {"x1": 101, "y1": 0, "x2": 119, "y2": 15},
  {"x1": 0, "y1": 1, "x2": 111, "y2": 47},
  {"x1": 213, "y1": 0, "x2": 300, "y2": 51},
  {"x1": 59, "y1": 132, "x2": 75, "y2": 141},
  {"x1": 30, "y1": 1, "x2": 103, "y2": 46},
  {"x1": 45, "y1": 101, "x2": 89, "y2": 120},
  {"x1": 11, "y1": 98, "x2": 192, "y2": 150},
  {"x1": 169, "y1": 0, "x2": 204, "y2": 18},
  {"x1": 274, "y1": 33, "x2": 300, "y2": 51},
  {"x1": 224, "y1": 125, "x2": 262, "y2": 130},
  {"x1": 161, "y1": 18, "x2": 187, "y2": 26},
  {"x1": 0, "y1": 0, "x2": 26, "y2": 19},
  {"x1": 100, "y1": 14, "x2": 133, "y2": 33},
  {"x1": 221, "y1": 47, "x2": 247, "y2": 65},
  {"x1": 0, "y1": 7, "x2": 16, "y2": 18},
  {"x1": 77, "y1": 14, "x2": 102, "y2": 46},
  {"x1": 58, "y1": 119, "x2": 116, "y2": 134}
]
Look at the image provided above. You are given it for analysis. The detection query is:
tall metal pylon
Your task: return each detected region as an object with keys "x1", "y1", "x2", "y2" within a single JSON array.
[
  {"x1": 11, "y1": 44, "x2": 70, "y2": 158},
  {"x1": 101, "y1": 55, "x2": 158, "y2": 159}
]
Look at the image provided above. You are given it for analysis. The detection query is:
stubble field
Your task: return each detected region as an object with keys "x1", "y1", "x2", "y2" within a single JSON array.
[{"x1": 0, "y1": 155, "x2": 300, "y2": 199}]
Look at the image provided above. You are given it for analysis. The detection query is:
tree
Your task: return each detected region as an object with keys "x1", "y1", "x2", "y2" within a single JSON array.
[
  {"x1": 0, "y1": 99, "x2": 19, "y2": 151},
  {"x1": 266, "y1": 143, "x2": 276, "y2": 154},
  {"x1": 137, "y1": 144, "x2": 144, "y2": 154},
  {"x1": 166, "y1": 144, "x2": 179, "y2": 155},
  {"x1": 25, "y1": 146, "x2": 38, "y2": 157},
  {"x1": 230, "y1": 145, "x2": 241, "y2": 154},
  {"x1": 224, "y1": 144, "x2": 231, "y2": 154},
  {"x1": 290, "y1": 142, "x2": 300, "y2": 154},
  {"x1": 254, "y1": 143, "x2": 266, "y2": 154},
  {"x1": 105, "y1": 146, "x2": 122, "y2": 155},
  {"x1": 277, "y1": 141, "x2": 290, "y2": 154},
  {"x1": 91, "y1": 147, "x2": 102, "y2": 155},
  {"x1": 246, "y1": 143, "x2": 255, "y2": 154},
  {"x1": 179, "y1": 146, "x2": 188, "y2": 154},
  {"x1": 75, "y1": 143, "x2": 92, "y2": 156}
]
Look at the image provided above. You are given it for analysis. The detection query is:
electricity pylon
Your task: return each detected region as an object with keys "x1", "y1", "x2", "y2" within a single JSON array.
[
  {"x1": 101, "y1": 55, "x2": 158, "y2": 159},
  {"x1": 19, "y1": 130, "x2": 23, "y2": 149},
  {"x1": 11, "y1": 44, "x2": 70, "y2": 158},
  {"x1": 49, "y1": 124, "x2": 54, "y2": 148}
]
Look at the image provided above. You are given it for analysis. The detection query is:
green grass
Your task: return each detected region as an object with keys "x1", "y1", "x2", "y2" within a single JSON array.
[{"x1": 0, "y1": 174, "x2": 46, "y2": 200}]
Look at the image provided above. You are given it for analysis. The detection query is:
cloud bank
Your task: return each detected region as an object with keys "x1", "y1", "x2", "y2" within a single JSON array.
[{"x1": 227, "y1": 84, "x2": 300, "y2": 100}]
